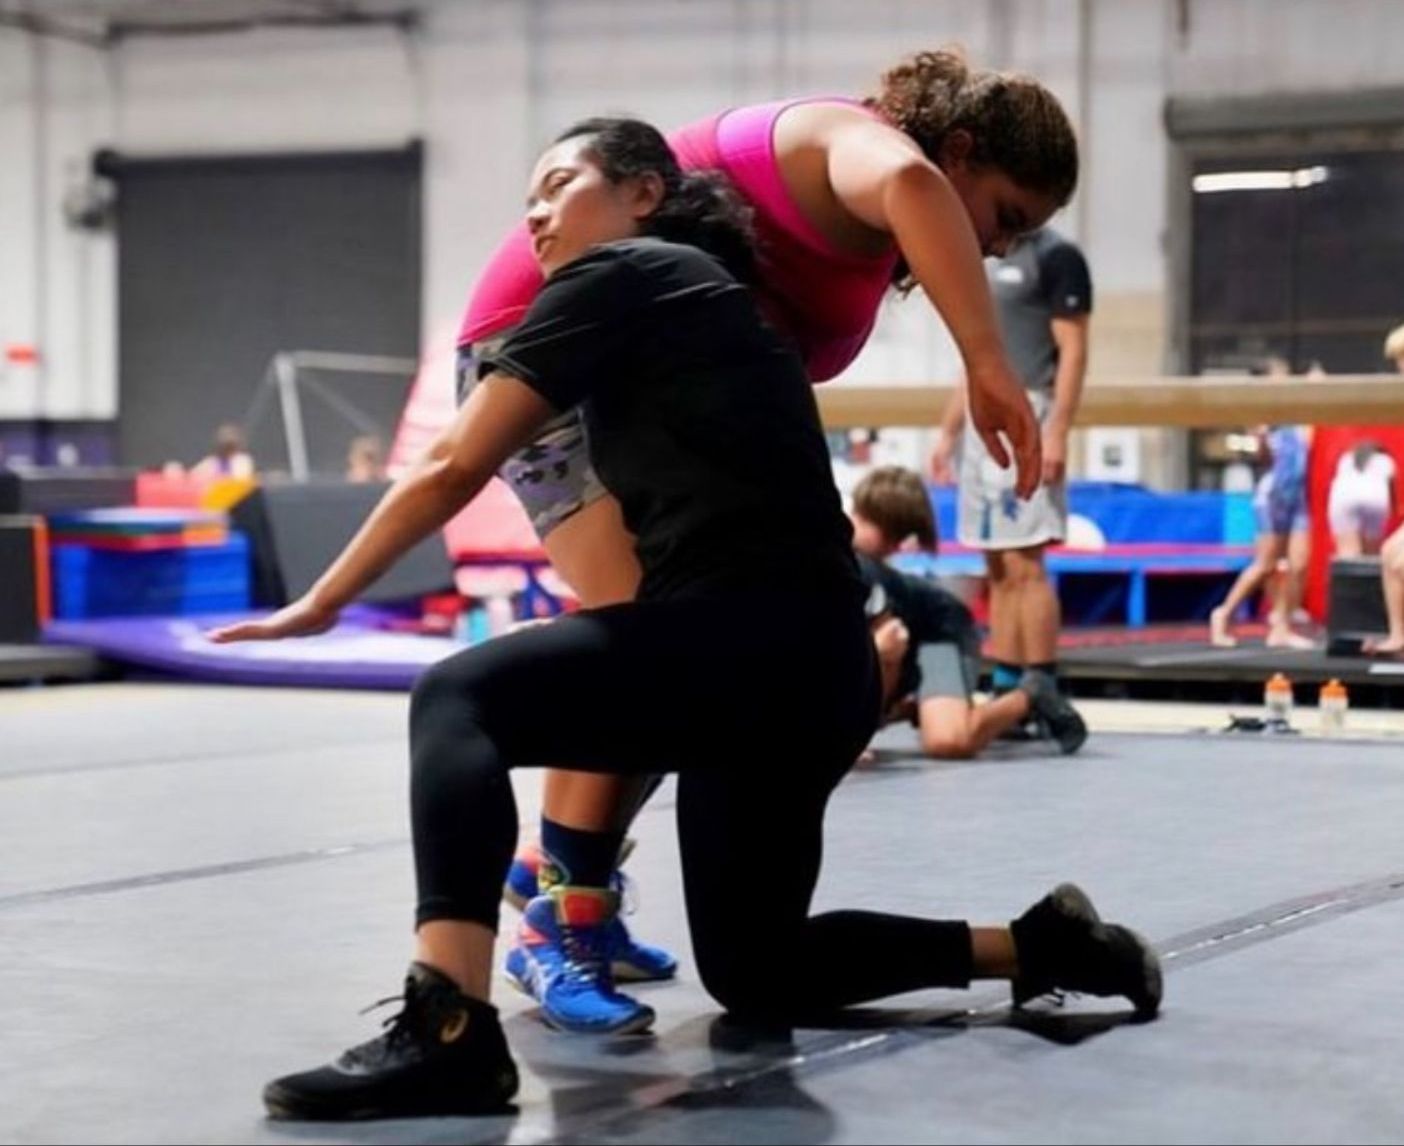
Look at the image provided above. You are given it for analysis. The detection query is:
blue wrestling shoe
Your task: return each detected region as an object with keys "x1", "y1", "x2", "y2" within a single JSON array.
[
  {"x1": 607, "y1": 905, "x2": 679, "y2": 983},
  {"x1": 502, "y1": 843, "x2": 545, "y2": 912},
  {"x1": 503, "y1": 842, "x2": 678, "y2": 983},
  {"x1": 506, "y1": 886, "x2": 656, "y2": 1034}
]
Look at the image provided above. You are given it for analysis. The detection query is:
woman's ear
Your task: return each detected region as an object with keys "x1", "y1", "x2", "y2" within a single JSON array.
[{"x1": 628, "y1": 171, "x2": 666, "y2": 219}]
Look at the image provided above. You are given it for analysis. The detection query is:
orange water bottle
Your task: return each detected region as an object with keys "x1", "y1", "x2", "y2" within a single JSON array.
[
  {"x1": 1264, "y1": 673, "x2": 1294, "y2": 725},
  {"x1": 1318, "y1": 678, "x2": 1348, "y2": 734}
]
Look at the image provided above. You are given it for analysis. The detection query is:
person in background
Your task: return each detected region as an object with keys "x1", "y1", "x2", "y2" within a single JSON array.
[
  {"x1": 851, "y1": 466, "x2": 1087, "y2": 758},
  {"x1": 345, "y1": 434, "x2": 388, "y2": 483},
  {"x1": 1385, "y1": 323, "x2": 1404, "y2": 376},
  {"x1": 1364, "y1": 324, "x2": 1404, "y2": 655},
  {"x1": 932, "y1": 226, "x2": 1091, "y2": 732},
  {"x1": 191, "y1": 423, "x2": 255, "y2": 479},
  {"x1": 1209, "y1": 357, "x2": 1314, "y2": 649},
  {"x1": 1368, "y1": 524, "x2": 1404, "y2": 656},
  {"x1": 1280, "y1": 359, "x2": 1325, "y2": 629},
  {"x1": 1328, "y1": 441, "x2": 1396, "y2": 558}
]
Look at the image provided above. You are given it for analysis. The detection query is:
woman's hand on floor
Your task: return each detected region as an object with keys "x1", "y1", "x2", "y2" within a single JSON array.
[{"x1": 206, "y1": 596, "x2": 341, "y2": 643}]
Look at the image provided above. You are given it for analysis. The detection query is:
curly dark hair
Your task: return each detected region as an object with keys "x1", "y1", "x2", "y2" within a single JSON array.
[
  {"x1": 865, "y1": 47, "x2": 1079, "y2": 289},
  {"x1": 554, "y1": 117, "x2": 757, "y2": 284}
]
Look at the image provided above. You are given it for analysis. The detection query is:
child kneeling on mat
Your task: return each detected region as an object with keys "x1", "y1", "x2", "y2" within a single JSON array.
[{"x1": 850, "y1": 466, "x2": 1086, "y2": 758}]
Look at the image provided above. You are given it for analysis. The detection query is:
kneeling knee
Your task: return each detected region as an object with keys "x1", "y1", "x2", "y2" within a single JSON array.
[
  {"x1": 920, "y1": 728, "x2": 976, "y2": 760},
  {"x1": 701, "y1": 966, "x2": 786, "y2": 1022},
  {"x1": 695, "y1": 947, "x2": 792, "y2": 1020}
]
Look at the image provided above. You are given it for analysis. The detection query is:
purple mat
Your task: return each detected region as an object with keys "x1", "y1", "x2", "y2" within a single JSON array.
[{"x1": 43, "y1": 607, "x2": 462, "y2": 690}]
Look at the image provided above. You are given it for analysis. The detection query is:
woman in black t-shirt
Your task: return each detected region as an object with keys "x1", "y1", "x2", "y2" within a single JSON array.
[{"x1": 210, "y1": 118, "x2": 1160, "y2": 1122}]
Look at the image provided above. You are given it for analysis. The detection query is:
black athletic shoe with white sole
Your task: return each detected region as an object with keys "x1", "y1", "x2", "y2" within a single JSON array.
[
  {"x1": 1010, "y1": 882, "x2": 1162, "y2": 1019},
  {"x1": 263, "y1": 963, "x2": 519, "y2": 1121},
  {"x1": 1018, "y1": 671, "x2": 1088, "y2": 755}
]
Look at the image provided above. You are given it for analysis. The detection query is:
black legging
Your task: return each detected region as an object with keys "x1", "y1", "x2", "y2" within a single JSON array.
[{"x1": 408, "y1": 589, "x2": 973, "y2": 1020}]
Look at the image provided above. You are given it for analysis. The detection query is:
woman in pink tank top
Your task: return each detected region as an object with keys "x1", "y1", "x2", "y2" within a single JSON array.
[
  {"x1": 441, "y1": 48, "x2": 1078, "y2": 1016},
  {"x1": 462, "y1": 99, "x2": 891, "y2": 384},
  {"x1": 461, "y1": 49, "x2": 1074, "y2": 410}
]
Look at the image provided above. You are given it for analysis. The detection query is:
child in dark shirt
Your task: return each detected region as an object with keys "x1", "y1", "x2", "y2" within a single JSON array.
[{"x1": 851, "y1": 466, "x2": 1086, "y2": 757}]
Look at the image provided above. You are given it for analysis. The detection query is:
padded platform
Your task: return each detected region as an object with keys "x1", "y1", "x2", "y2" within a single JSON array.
[
  {"x1": 1056, "y1": 625, "x2": 1404, "y2": 692},
  {"x1": 895, "y1": 545, "x2": 1254, "y2": 627},
  {"x1": 43, "y1": 609, "x2": 458, "y2": 690}
]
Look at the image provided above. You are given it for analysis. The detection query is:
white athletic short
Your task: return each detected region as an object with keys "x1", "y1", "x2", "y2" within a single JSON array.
[
  {"x1": 957, "y1": 389, "x2": 1067, "y2": 550},
  {"x1": 1328, "y1": 494, "x2": 1390, "y2": 542},
  {"x1": 1328, "y1": 453, "x2": 1394, "y2": 543}
]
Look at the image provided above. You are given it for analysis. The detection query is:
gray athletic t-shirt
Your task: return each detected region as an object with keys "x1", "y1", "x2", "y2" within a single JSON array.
[{"x1": 987, "y1": 228, "x2": 1092, "y2": 393}]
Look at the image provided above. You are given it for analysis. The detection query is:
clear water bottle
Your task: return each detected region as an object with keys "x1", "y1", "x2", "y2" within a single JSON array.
[
  {"x1": 1264, "y1": 673, "x2": 1294, "y2": 725},
  {"x1": 1318, "y1": 678, "x2": 1348, "y2": 734}
]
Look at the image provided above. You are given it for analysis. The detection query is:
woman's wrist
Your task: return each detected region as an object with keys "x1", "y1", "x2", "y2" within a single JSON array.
[
  {"x1": 307, "y1": 580, "x2": 349, "y2": 616},
  {"x1": 963, "y1": 354, "x2": 1024, "y2": 405}
]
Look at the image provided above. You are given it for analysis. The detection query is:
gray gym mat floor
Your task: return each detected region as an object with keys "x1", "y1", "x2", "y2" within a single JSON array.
[{"x1": 3, "y1": 682, "x2": 1402, "y2": 1145}]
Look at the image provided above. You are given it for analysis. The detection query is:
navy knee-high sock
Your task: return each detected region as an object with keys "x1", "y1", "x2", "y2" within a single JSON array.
[{"x1": 539, "y1": 818, "x2": 625, "y2": 891}]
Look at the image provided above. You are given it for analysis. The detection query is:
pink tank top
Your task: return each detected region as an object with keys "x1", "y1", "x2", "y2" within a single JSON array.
[{"x1": 457, "y1": 98, "x2": 899, "y2": 382}]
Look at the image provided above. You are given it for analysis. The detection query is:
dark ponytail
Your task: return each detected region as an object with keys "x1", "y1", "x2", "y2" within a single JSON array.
[{"x1": 554, "y1": 117, "x2": 757, "y2": 284}]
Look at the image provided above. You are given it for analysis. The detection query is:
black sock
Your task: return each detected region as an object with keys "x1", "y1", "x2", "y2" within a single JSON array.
[{"x1": 539, "y1": 818, "x2": 625, "y2": 890}]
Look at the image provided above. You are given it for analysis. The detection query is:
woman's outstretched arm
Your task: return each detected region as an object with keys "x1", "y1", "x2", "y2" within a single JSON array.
[{"x1": 209, "y1": 373, "x2": 554, "y2": 642}]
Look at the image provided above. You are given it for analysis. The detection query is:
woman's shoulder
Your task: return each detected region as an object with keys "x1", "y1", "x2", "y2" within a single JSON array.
[
  {"x1": 540, "y1": 240, "x2": 740, "y2": 317},
  {"x1": 771, "y1": 97, "x2": 897, "y2": 143},
  {"x1": 597, "y1": 236, "x2": 737, "y2": 282}
]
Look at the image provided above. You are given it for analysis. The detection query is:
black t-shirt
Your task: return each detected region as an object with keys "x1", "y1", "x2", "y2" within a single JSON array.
[
  {"x1": 857, "y1": 553, "x2": 979, "y2": 697},
  {"x1": 481, "y1": 237, "x2": 862, "y2": 603}
]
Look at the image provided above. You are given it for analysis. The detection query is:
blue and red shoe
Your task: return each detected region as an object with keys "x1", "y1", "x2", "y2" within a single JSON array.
[
  {"x1": 502, "y1": 842, "x2": 678, "y2": 983},
  {"x1": 502, "y1": 842, "x2": 547, "y2": 912},
  {"x1": 504, "y1": 886, "x2": 656, "y2": 1034}
]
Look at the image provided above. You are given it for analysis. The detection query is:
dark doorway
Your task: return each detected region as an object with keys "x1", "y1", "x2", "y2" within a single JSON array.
[
  {"x1": 1188, "y1": 147, "x2": 1404, "y2": 375},
  {"x1": 103, "y1": 143, "x2": 422, "y2": 475}
]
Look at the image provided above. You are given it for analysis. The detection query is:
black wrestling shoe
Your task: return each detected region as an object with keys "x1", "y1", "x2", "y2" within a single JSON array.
[
  {"x1": 1018, "y1": 671, "x2": 1088, "y2": 755},
  {"x1": 263, "y1": 963, "x2": 519, "y2": 1121},
  {"x1": 1010, "y1": 883, "x2": 1162, "y2": 1020},
  {"x1": 995, "y1": 716, "x2": 1042, "y2": 742}
]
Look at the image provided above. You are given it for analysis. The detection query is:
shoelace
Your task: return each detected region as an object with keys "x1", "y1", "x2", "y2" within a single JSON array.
[
  {"x1": 612, "y1": 870, "x2": 639, "y2": 917},
  {"x1": 558, "y1": 926, "x2": 611, "y2": 988},
  {"x1": 355, "y1": 991, "x2": 426, "y2": 1053}
]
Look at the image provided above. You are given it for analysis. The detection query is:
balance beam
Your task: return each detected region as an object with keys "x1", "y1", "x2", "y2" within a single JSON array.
[{"x1": 815, "y1": 374, "x2": 1404, "y2": 429}]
